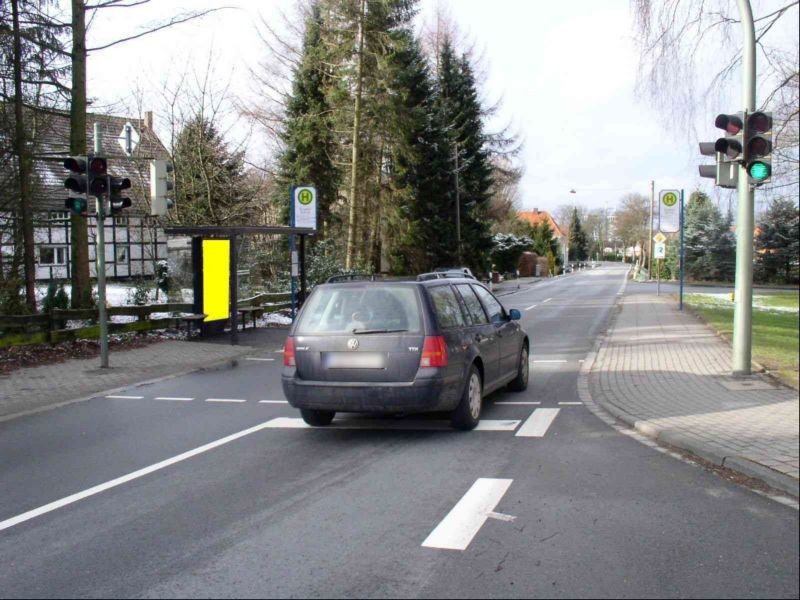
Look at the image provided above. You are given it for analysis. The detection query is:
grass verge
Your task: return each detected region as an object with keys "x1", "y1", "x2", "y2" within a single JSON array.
[{"x1": 685, "y1": 293, "x2": 799, "y2": 389}]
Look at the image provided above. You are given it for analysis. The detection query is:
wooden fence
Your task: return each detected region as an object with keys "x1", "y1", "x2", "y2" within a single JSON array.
[{"x1": 0, "y1": 292, "x2": 292, "y2": 348}]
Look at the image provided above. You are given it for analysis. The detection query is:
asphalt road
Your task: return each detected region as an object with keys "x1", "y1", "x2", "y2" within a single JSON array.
[{"x1": 0, "y1": 265, "x2": 797, "y2": 599}]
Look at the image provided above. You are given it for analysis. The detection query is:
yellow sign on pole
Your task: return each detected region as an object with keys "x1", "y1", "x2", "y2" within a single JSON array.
[
  {"x1": 653, "y1": 232, "x2": 667, "y2": 244},
  {"x1": 202, "y1": 239, "x2": 230, "y2": 322}
]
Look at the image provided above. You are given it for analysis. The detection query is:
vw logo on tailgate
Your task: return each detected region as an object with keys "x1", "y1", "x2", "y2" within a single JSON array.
[{"x1": 347, "y1": 338, "x2": 360, "y2": 351}]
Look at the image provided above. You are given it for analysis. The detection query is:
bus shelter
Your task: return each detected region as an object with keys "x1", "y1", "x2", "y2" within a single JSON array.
[{"x1": 164, "y1": 225, "x2": 315, "y2": 345}]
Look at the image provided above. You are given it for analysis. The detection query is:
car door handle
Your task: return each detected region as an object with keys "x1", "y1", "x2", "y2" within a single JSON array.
[{"x1": 475, "y1": 333, "x2": 484, "y2": 343}]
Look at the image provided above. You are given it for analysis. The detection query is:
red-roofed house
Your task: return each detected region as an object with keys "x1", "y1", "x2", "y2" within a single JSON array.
[{"x1": 517, "y1": 208, "x2": 569, "y2": 265}]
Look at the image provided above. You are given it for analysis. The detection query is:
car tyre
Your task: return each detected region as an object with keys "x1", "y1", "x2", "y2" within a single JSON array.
[
  {"x1": 300, "y1": 409, "x2": 335, "y2": 426},
  {"x1": 451, "y1": 365, "x2": 482, "y2": 431},
  {"x1": 507, "y1": 344, "x2": 529, "y2": 392}
]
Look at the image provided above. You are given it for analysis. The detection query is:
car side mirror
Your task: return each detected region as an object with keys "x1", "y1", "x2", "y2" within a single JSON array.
[{"x1": 509, "y1": 309, "x2": 521, "y2": 321}]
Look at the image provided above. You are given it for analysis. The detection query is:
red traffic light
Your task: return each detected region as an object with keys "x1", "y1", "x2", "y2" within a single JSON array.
[
  {"x1": 747, "y1": 112, "x2": 772, "y2": 134},
  {"x1": 715, "y1": 114, "x2": 743, "y2": 135},
  {"x1": 89, "y1": 157, "x2": 107, "y2": 175},
  {"x1": 64, "y1": 157, "x2": 87, "y2": 173}
]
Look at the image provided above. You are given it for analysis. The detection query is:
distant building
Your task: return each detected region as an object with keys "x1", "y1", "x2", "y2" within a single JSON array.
[
  {"x1": 0, "y1": 109, "x2": 169, "y2": 281},
  {"x1": 517, "y1": 208, "x2": 569, "y2": 261}
]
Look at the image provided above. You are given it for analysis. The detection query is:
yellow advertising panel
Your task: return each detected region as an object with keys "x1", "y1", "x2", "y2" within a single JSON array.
[{"x1": 202, "y1": 239, "x2": 230, "y2": 322}]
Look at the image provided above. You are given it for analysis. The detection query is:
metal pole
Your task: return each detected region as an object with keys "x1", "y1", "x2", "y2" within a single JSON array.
[
  {"x1": 732, "y1": 0, "x2": 756, "y2": 376},
  {"x1": 679, "y1": 189, "x2": 685, "y2": 311},
  {"x1": 648, "y1": 180, "x2": 654, "y2": 279},
  {"x1": 93, "y1": 124, "x2": 109, "y2": 368},
  {"x1": 299, "y1": 234, "x2": 307, "y2": 306},
  {"x1": 657, "y1": 257, "x2": 661, "y2": 296},
  {"x1": 230, "y1": 234, "x2": 238, "y2": 346},
  {"x1": 289, "y1": 186, "x2": 297, "y2": 321}
]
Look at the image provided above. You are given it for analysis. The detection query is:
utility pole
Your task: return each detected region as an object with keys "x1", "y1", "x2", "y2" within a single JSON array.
[
  {"x1": 732, "y1": 0, "x2": 756, "y2": 376},
  {"x1": 648, "y1": 180, "x2": 654, "y2": 278}
]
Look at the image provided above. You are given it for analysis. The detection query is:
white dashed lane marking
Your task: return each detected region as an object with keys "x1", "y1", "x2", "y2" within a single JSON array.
[
  {"x1": 105, "y1": 395, "x2": 144, "y2": 400},
  {"x1": 495, "y1": 401, "x2": 541, "y2": 405},
  {"x1": 515, "y1": 408, "x2": 560, "y2": 438},
  {"x1": 245, "y1": 357, "x2": 276, "y2": 362},
  {"x1": 205, "y1": 398, "x2": 248, "y2": 404},
  {"x1": 524, "y1": 304, "x2": 537, "y2": 311},
  {"x1": 422, "y1": 478, "x2": 514, "y2": 551},
  {"x1": 155, "y1": 397, "x2": 194, "y2": 402},
  {"x1": 558, "y1": 402, "x2": 583, "y2": 406},
  {"x1": 258, "y1": 400, "x2": 289, "y2": 404}
]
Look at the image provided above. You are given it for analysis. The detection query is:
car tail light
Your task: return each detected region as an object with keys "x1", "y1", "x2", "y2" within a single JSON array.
[
  {"x1": 420, "y1": 336, "x2": 448, "y2": 368},
  {"x1": 283, "y1": 337, "x2": 296, "y2": 367}
]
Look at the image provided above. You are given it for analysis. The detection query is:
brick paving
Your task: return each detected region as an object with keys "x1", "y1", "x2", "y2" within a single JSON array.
[
  {"x1": 589, "y1": 291, "x2": 799, "y2": 495},
  {"x1": 0, "y1": 340, "x2": 258, "y2": 421}
]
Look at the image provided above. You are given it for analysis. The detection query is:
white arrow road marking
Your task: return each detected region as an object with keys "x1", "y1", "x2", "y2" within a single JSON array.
[
  {"x1": 0, "y1": 420, "x2": 277, "y2": 533},
  {"x1": 422, "y1": 478, "x2": 514, "y2": 551},
  {"x1": 515, "y1": 408, "x2": 560, "y2": 437},
  {"x1": 263, "y1": 418, "x2": 520, "y2": 431}
]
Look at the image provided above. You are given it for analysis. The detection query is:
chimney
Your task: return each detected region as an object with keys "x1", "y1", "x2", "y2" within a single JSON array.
[
  {"x1": 144, "y1": 111, "x2": 153, "y2": 130},
  {"x1": 533, "y1": 207, "x2": 538, "y2": 214}
]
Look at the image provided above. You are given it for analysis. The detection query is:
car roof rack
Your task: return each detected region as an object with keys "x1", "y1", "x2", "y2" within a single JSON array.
[
  {"x1": 416, "y1": 271, "x2": 476, "y2": 281},
  {"x1": 325, "y1": 273, "x2": 384, "y2": 283}
]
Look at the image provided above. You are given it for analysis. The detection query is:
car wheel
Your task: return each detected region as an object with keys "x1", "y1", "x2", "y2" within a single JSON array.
[
  {"x1": 300, "y1": 409, "x2": 335, "y2": 426},
  {"x1": 507, "y1": 345, "x2": 529, "y2": 392},
  {"x1": 451, "y1": 365, "x2": 482, "y2": 431}
]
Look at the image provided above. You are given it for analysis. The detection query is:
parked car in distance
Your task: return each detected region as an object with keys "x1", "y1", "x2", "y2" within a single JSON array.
[
  {"x1": 434, "y1": 266, "x2": 476, "y2": 279},
  {"x1": 282, "y1": 274, "x2": 530, "y2": 430}
]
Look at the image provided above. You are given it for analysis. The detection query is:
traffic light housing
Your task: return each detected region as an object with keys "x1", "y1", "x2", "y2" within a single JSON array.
[
  {"x1": 745, "y1": 111, "x2": 772, "y2": 185},
  {"x1": 65, "y1": 197, "x2": 88, "y2": 216},
  {"x1": 88, "y1": 156, "x2": 108, "y2": 196},
  {"x1": 150, "y1": 159, "x2": 174, "y2": 216},
  {"x1": 714, "y1": 113, "x2": 744, "y2": 161},
  {"x1": 108, "y1": 176, "x2": 132, "y2": 215},
  {"x1": 64, "y1": 156, "x2": 88, "y2": 194},
  {"x1": 698, "y1": 142, "x2": 737, "y2": 188}
]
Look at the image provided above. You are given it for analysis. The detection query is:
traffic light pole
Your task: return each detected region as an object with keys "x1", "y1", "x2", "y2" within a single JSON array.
[
  {"x1": 96, "y1": 188, "x2": 109, "y2": 368},
  {"x1": 732, "y1": 0, "x2": 756, "y2": 376},
  {"x1": 94, "y1": 124, "x2": 109, "y2": 368}
]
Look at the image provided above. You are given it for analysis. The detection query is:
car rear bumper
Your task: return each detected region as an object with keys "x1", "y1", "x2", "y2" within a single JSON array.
[{"x1": 282, "y1": 374, "x2": 451, "y2": 413}]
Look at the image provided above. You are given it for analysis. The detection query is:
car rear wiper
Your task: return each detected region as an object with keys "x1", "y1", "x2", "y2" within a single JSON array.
[{"x1": 351, "y1": 328, "x2": 409, "y2": 334}]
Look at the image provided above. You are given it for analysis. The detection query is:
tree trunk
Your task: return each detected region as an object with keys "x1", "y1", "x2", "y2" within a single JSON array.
[
  {"x1": 70, "y1": 0, "x2": 91, "y2": 308},
  {"x1": 11, "y1": 0, "x2": 37, "y2": 313},
  {"x1": 345, "y1": 0, "x2": 366, "y2": 271}
]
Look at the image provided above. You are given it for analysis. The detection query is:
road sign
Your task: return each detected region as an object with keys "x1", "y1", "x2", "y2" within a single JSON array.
[
  {"x1": 292, "y1": 186, "x2": 317, "y2": 230},
  {"x1": 659, "y1": 190, "x2": 680, "y2": 233},
  {"x1": 654, "y1": 242, "x2": 666, "y2": 259},
  {"x1": 653, "y1": 232, "x2": 666, "y2": 244},
  {"x1": 118, "y1": 122, "x2": 139, "y2": 156}
]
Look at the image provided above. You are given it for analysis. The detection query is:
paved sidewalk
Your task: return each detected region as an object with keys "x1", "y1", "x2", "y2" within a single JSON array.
[
  {"x1": 588, "y1": 291, "x2": 799, "y2": 497},
  {"x1": 0, "y1": 340, "x2": 259, "y2": 421}
]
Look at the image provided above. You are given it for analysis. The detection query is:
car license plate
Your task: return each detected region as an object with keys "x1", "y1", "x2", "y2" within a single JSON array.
[{"x1": 324, "y1": 352, "x2": 387, "y2": 369}]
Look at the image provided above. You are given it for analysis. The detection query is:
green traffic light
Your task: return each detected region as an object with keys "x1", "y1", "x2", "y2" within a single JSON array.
[{"x1": 748, "y1": 161, "x2": 770, "y2": 181}]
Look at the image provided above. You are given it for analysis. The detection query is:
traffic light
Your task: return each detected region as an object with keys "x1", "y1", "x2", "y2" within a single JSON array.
[
  {"x1": 64, "y1": 156, "x2": 87, "y2": 194},
  {"x1": 87, "y1": 156, "x2": 108, "y2": 196},
  {"x1": 745, "y1": 111, "x2": 772, "y2": 185},
  {"x1": 714, "y1": 113, "x2": 744, "y2": 161},
  {"x1": 64, "y1": 197, "x2": 88, "y2": 216},
  {"x1": 108, "y1": 176, "x2": 132, "y2": 215},
  {"x1": 150, "y1": 159, "x2": 174, "y2": 216},
  {"x1": 698, "y1": 142, "x2": 737, "y2": 188}
]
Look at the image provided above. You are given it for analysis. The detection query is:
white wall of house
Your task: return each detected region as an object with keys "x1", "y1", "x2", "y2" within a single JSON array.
[{"x1": 0, "y1": 211, "x2": 167, "y2": 282}]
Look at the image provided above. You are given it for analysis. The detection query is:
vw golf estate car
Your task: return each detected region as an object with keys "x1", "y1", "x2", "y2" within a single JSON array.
[{"x1": 281, "y1": 273, "x2": 530, "y2": 430}]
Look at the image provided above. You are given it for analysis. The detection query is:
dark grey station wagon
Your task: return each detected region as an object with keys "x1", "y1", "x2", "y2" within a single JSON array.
[{"x1": 281, "y1": 274, "x2": 530, "y2": 430}]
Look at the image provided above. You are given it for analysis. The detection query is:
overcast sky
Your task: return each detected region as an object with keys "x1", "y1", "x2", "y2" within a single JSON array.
[{"x1": 85, "y1": 0, "x2": 797, "y2": 218}]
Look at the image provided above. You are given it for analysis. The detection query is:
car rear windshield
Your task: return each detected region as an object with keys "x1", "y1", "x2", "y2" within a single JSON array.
[{"x1": 295, "y1": 285, "x2": 423, "y2": 335}]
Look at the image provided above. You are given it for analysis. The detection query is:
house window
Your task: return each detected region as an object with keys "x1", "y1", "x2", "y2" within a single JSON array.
[
  {"x1": 115, "y1": 216, "x2": 129, "y2": 226},
  {"x1": 116, "y1": 245, "x2": 130, "y2": 264},
  {"x1": 39, "y1": 246, "x2": 68, "y2": 265}
]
